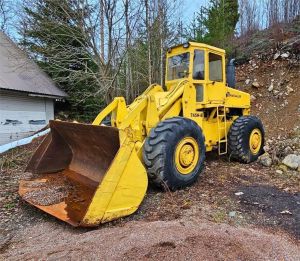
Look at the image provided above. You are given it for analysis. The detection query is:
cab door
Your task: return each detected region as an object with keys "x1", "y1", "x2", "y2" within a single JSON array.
[{"x1": 206, "y1": 52, "x2": 226, "y2": 104}]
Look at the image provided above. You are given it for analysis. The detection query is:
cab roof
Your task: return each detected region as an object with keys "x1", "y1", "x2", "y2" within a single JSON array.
[{"x1": 168, "y1": 42, "x2": 225, "y2": 54}]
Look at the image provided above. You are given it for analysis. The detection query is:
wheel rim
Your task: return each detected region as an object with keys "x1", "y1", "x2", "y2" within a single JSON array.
[
  {"x1": 175, "y1": 137, "x2": 199, "y2": 175},
  {"x1": 249, "y1": 128, "x2": 262, "y2": 155}
]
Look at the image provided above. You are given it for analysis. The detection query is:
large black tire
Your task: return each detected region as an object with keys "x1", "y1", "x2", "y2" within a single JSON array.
[
  {"x1": 228, "y1": 115, "x2": 265, "y2": 163},
  {"x1": 143, "y1": 117, "x2": 206, "y2": 190}
]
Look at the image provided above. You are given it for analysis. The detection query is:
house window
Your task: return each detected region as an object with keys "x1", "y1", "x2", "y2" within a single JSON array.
[
  {"x1": 29, "y1": 120, "x2": 46, "y2": 125},
  {"x1": 4, "y1": 119, "x2": 22, "y2": 125},
  {"x1": 209, "y1": 53, "x2": 223, "y2": 82}
]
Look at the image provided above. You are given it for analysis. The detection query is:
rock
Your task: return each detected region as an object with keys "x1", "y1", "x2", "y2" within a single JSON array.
[
  {"x1": 245, "y1": 79, "x2": 250, "y2": 85},
  {"x1": 283, "y1": 146, "x2": 293, "y2": 156},
  {"x1": 281, "y1": 52, "x2": 290, "y2": 58},
  {"x1": 229, "y1": 211, "x2": 236, "y2": 218},
  {"x1": 250, "y1": 95, "x2": 256, "y2": 101},
  {"x1": 276, "y1": 170, "x2": 283, "y2": 175},
  {"x1": 268, "y1": 83, "x2": 274, "y2": 92},
  {"x1": 286, "y1": 86, "x2": 294, "y2": 94},
  {"x1": 274, "y1": 52, "x2": 280, "y2": 60},
  {"x1": 280, "y1": 210, "x2": 292, "y2": 215},
  {"x1": 282, "y1": 154, "x2": 300, "y2": 170},
  {"x1": 258, "y1": 153, "x2": 272, "y2": 167},
  {"x1": 278, "y1": 164, "x2": 288, "y2": 172},
  {"x1": 235, "y1": 192, "x2": 244, "y2": 196},
  {"x1": 252, "y1": 81, "x2": 260, "y2": 88}
]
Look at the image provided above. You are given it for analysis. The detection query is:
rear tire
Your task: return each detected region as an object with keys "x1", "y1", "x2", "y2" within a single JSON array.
[
  {"x1": 228, "y1": 115, "x2": 264, "y2": 163},
  {"x1": 143, "y1": 117, "x2": 206, "y2": 190}
]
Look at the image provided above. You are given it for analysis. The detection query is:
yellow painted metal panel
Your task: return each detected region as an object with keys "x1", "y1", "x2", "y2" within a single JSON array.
[{"x1": 82, "y1": 138, "x2": 147, "y2": 225}]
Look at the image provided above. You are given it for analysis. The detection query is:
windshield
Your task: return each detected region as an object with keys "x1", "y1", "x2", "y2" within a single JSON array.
[{"x1": 167, "y1": 52, "x2": 190, "y2": 81}]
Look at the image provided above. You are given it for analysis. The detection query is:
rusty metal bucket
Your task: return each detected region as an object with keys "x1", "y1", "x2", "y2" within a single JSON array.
[{"x1": 19, "y1": 120, "x2": 147, "y2": 226}]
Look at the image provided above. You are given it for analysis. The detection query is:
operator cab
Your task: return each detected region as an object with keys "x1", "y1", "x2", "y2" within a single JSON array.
[{"x1": 165, "y1": 42, "x2": 226, "y2": 104}]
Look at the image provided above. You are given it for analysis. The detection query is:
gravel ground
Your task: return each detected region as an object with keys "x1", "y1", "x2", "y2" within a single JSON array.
[{"x1": 1, "y1": 218, "x2": 299, "y2": 261}]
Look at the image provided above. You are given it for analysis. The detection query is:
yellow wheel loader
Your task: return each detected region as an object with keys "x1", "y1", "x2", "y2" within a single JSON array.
[{"x1": 19, "y1": 42, "x2": 264, "y2": 227}]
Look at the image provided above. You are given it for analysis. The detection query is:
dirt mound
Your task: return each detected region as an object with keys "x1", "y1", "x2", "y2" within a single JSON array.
[
  {"x1": 1, "y1": 219, "x2": 299, "y2": 260},
  {"x1": 236, "y1": 58, "x2": 300, "y2": 139}
]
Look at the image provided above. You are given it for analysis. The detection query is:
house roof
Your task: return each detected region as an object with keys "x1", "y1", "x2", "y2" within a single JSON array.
[{"x1": 0, "y1": 32, "x2": 67, "y2": 98}]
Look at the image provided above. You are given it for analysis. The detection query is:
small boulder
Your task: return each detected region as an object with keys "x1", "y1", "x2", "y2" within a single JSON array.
[
  {"x1": 258, "y1": 153, "x2": 272, "y2": 167},
  {"x1": 283, "y1": 146, "x2": 293, "y2": 156},
  {"x1": 278, "y1": 164, "x2": 288, "y2": 172},
  {"x1": 286, "y1": 86, "x2": 294, "y2": 94},
  {"x1": 282, "y1": 154, "x2": 300, "y2": 170},
  {"x1": 252, "y1": 81, "x2": 260, "y2": 88},
  {"x1": 274, "y1": 52, "x2": 280, "y2": 60},
  {"x1": 229, "y1": 211, "x2": 236, "y2": 218},
  {"x1": 281, "y1": 52, "x2": 290, "y2": 58},
  {"x1": 245, "y1": 79, "x2": 251, "y2": 85},
  {"x1": 268, "y1": 83, "x2": 274, "y2": 92}
]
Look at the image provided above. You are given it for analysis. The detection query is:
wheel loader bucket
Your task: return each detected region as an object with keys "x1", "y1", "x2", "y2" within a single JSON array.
[{"x1": 19, "y1": 121, "x2": 148, "y2": 227}]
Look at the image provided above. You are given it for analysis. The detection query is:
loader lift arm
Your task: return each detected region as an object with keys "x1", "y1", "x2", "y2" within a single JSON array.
[{"x1": 93, "y1": 80, "x2": 188, "y2": 139}]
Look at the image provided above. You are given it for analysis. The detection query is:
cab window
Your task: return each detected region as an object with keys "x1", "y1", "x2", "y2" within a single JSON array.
[
  {"x1": 193, "y1": 50, "x2": 205, "y2": 80},
  {"x1": 209, "y1": 53, "x2": 223, "y2": 82},
  {"x1": 167, "y1": 52, "x2": 190, "y2": 81}
]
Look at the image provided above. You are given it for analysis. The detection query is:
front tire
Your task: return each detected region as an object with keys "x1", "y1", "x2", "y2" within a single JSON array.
[
  {"x1": 228, "y1": 116, "x2": 264, "y2": 163},
  {"x1": 143, "y1": 117, "x2": 206, "y2": 190}
]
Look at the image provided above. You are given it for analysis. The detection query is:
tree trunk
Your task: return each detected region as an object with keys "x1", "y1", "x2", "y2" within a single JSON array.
[{"x1": 145, "y1": 0, "x2": 152, "y2": 85}]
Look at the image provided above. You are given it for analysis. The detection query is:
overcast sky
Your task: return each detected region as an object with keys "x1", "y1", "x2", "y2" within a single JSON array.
[{"x1": 182, "y1": 0, "x2": 208, "y2": 23}]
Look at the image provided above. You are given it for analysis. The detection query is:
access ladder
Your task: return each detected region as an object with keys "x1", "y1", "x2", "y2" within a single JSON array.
[{"x1": 217, "y1": 106, "x2": 227, "y2": 155}]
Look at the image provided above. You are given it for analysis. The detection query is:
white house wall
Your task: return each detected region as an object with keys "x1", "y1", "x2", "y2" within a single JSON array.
[
  {"x1": 0, "y1": 90, "x2": 54, "y2": 145},
  {"x1": 45, "y1": 98, "x2": 54, "y2": 121}
]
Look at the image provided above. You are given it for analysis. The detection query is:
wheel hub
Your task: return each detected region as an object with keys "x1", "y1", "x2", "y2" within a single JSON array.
[
  {"x1": 175, "y1": 137, "x2": 199, "y2": 175},
  {"x1": 179, "y1": 144, "x2": 195, "y2": 166},
  {"x1": 249, "y1": 128, "x2": 262, "y2": 154}
]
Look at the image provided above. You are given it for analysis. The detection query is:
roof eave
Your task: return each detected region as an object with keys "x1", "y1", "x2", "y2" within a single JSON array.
[{"x1": 0, "y1": 87, "x2": 68, "y2": 99}]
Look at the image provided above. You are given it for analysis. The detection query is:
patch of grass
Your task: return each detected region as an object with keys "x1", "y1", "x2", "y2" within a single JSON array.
[
  {"x1": 210, "y1": 210, "x2": 227, "y2": 223},
  {"x1": 4, "y1": 203, "x2": 16, "y2": 210}
]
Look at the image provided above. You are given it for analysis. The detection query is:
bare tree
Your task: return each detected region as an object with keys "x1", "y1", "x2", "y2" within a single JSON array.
[
  {"x1": 144, "y1": 0, "x2": 152, "y2": 85},
  {"x1": 0, "y1": 0, "x2": 13, "y2": 33}
]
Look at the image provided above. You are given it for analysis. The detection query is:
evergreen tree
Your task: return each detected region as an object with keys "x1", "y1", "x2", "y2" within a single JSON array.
[
  {"x1": 21, "y1": 0, "x2": 104, "y2": 121},
  {"x1": 187, "y1": 0, "x2": 239, "y2": 50}
]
